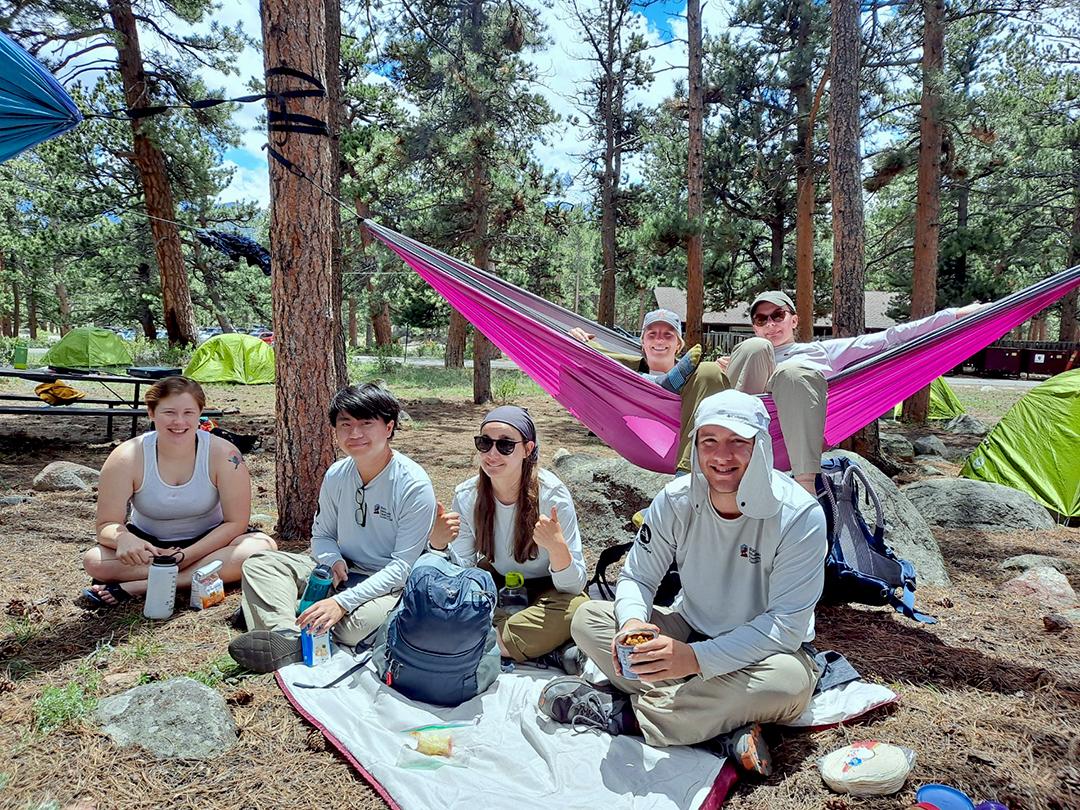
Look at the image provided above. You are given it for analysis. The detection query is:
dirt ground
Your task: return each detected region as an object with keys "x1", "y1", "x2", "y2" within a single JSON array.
[{"x1": 0, "y1": 377, "x2": 1078, "y2": 810}]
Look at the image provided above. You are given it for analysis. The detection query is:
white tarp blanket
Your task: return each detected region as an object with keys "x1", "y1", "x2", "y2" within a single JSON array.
[{"x1": 276, "y1": 649, "x2": 897, "y2": 810}]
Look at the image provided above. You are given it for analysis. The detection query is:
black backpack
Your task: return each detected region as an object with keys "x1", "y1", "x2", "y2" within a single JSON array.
[{"x1": 816, "y1": 456, "x2": 935, "y2": 624}]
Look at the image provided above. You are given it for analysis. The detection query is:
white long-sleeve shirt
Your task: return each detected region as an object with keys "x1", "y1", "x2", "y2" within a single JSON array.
[
  {"x1": 775, "y1": 308, "x2": 959, "y2": 377},
  {"x1": 310, "y1": 451, "x2": 436, "y2": 613},
  {"x1": 617, "y1": 472, "x2": 828, "y2": 681},
  {"x1": 448, "y1": 468, "x2": 588, "y2": 594}
]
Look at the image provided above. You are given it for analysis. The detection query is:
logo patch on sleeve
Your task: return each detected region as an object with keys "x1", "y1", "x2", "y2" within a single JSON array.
[{"x1": 637, "y1": 523, "x2": 652, "y2": 552}]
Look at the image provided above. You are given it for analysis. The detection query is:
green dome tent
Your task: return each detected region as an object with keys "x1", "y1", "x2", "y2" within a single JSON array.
[
  {"x1": 961, "y1": 369, "x2": 1080, "y2": 519},
  {"x1": 42, "y1": 327, "x2": 133, "y2": 368},
  {"x1": 184, "y1": 333, "x2": 275, "y2": 385},
  {"x1": 889, "y1": 376, "x2": 966, "y2": 420}
]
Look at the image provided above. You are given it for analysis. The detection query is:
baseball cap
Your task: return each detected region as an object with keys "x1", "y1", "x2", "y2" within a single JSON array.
[
  {"x1": 692, "y1": 390, "x2": 770, "y2": 439},
  {"x1": 750, "y1": 291, "x2": 796, "y2": 317},
  {"x1": 641, "y1": 308, "x2": 682, "y2": 333}
]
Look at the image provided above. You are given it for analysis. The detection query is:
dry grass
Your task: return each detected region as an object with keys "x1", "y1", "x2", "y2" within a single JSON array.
[{"x1": 0, "y1": 376, "x2": 1077, "y2": 810}]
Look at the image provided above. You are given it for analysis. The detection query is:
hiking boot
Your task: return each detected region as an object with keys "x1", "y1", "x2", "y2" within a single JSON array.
[
  {"x1": 534, "y1": 642, "x2": 583, "y2": 675},
  {"x1": 538, "y1": 676, "x2": 632, "y2": 735},
  {"x1": 705, "y1": 722, "x2": 773, "y2": 776},
  {"x1": 228, "y1": 630, "x2": 303, "y2": 673}
]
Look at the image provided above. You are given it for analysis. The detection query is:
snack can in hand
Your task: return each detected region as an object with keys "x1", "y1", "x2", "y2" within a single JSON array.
[{"x1": 615, "y1": 628, "x2": 657, "y2": 680}]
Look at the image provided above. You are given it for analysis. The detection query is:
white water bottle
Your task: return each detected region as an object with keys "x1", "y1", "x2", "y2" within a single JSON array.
[{"x1": 144, "y1": 552, "x2": 184, "y2": 619}]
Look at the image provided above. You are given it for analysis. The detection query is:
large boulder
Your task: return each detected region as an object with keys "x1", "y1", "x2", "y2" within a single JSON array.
[
  {"x1": 32, "y1": 461, "x2": 99, "y2": 492},
  {"x1": 1001, "y1": 567, "x2": 1078, "y2": 610},
  {"x1": 550, "y1": 451, "x2": 674, "y2": 554},
  {"x1": 95, "y1": 677, "x2": 238, "y2": 759},
  {"x1": 901, "y1": 479, "x2": 1055, "y2": 531},
  {"x1": 879, "y1": 434, "x2": 914, "y2": 462},
  {"x1": 912, "y1": 435, "x2": 948, "y2": 458},
  {"x1": 943, "y1": 413, "x2": 989, "y2": 436},
  {"x1": 822, "y1": 450, "x2": 950, "y2": 586}
]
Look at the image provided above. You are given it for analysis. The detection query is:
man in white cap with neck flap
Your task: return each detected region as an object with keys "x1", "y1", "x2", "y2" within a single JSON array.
[{"x1": 539, "y1": 390, "x2": 827, "y2": 776}]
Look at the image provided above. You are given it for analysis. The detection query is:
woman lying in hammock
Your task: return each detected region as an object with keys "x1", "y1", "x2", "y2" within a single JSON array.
[
  {"x1": 569, "y1": 308, "x2": 729, "y2": 474},
  {"x1": 428, "y1": 406, "x2": 589, "y2": 673}
]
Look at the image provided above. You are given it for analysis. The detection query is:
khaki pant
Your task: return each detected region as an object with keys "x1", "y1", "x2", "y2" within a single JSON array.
[
  {"x1": 726, "y1": 337, "x2": 828, "y2": 477},
  {"x1": 496, "y1": 588, "x2": 590, "y2": 662},
  {"x1": 571, "y1": 600, "x2": 818, "y2": 747},
  {"x1": 240, "y1": 550, "x2": 400, "y2": 647}
]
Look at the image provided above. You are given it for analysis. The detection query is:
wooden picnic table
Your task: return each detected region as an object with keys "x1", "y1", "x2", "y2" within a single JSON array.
[{"x1": 0, "y1": 367, "x2": 220, "y2": 440}]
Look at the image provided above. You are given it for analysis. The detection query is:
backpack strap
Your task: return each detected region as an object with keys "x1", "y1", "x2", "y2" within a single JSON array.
[{"x1": 843, "y1": 466, "x2": 936, "y2": 624}]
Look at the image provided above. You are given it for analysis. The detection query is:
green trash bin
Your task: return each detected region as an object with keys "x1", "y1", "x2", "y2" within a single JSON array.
[{"x1": 13, "y1": 342, "x2": 28, "y2": 369}]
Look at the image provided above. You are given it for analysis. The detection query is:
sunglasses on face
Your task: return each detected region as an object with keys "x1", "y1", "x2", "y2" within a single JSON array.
[
  {"x1": 752, "y1": 309, "x2": 791, "y2": 327},
  {"x1": 474, "y1": 435, "x2": 526, "y2": 456},
  {"x1": 355, "y1": 485, "x2": 367, "y2": 527}
]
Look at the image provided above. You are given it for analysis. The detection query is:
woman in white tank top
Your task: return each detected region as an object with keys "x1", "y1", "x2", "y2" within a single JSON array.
[{"x1": 82, "y1": 377, "x2": 276, "y2": 606}]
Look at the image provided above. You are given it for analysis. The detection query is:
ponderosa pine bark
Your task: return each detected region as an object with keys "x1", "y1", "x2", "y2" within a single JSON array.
[
  {"x1": 1061, "y1": 152, "x2": 1080, "y2": 342},
  {"x1": 262, "y1": 0, "x2": 341, "y2": 542},
  {"x1": 685, "y1": 0, "x2": 704, "y2": 349},
  {"x1": 108, "y1": 0, "x2": 198, "y2": 347},
  {"x1": 793, "y1": 0, "x2": 816, "y2": 343},
  {"x1": 902, "y1": 0, "x2": 944, "y2": 422}
]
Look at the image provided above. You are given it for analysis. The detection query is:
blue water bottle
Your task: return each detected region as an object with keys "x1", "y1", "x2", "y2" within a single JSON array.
[{"x1": 297, "y1": 564, "x2": 334, "y2": 616}]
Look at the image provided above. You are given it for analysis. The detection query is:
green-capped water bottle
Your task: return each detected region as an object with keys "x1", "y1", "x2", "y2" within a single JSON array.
[{"x1": 498, "y1": 571, "x2": 529, "y2": 615}]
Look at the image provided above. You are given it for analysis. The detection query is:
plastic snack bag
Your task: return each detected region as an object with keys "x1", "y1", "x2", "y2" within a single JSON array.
[
  {"x1": 396, "y1": 721, "x2": 478, "y2": 770},
  {"x1": 818, "y1": 740, "x2": 916, "y2": 795}
]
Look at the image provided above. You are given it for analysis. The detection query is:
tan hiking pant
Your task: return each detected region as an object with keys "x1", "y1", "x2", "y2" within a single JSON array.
[
  {"x1": 726, "y1": 337, "x2": 828, "y2": 477},
  {"x1": 496, "y1": 588, "x2": 590, "y2": 662},
  {"x1": 570, "y1": 600, "x2": 818, "y2": 747},
  {"x1": 240, "y1": 550, "x2": 400, "y2": 647}
]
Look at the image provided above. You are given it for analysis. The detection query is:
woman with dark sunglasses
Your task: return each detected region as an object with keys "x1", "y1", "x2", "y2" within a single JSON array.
[{"x1": 428, "y1": 405, "x2": 589, "y2": 671}]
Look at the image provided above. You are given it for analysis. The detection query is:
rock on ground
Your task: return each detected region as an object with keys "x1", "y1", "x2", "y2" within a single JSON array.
[
  {"x1": 944, "y1": 413, "x2": 990, "y2": 436},
  {"x1": 1000, "y1": 554, "x2": 1076, "y2": 573},
  {"x1": 550, "y1": 452, "x2": 674, "y2": 554},
  {"x1": 879, "y1": 434, "x2": 914, "y2": 462},
  {"x1": 96, "y1": 676, "x2": 238, "y2": 759},
  {"x1": 1002, "y1": 567, "x2": 1078, "y2": 610},
  {"x1": 0, "y1": 494, "x2": 33, "y2": 505},
  {"x1": 912, "y1": 435, "x2": 948, "y2": 458},
  {"x1": 902, "y1": 479, "x2": 1055, "y2": 531},
  {"x1": 32, "y1": 461, "x2": 99, "y2": 492},
  {"x1": 823, "y1": 450, "x2": 950, "y2": 587}
]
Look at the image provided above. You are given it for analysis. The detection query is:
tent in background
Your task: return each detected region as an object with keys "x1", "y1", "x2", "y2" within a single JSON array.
[
  {"x1": 42, "y1": 327, "x2": 133, "y2": 368},
  {"x1": 184, "y1": 333, "x2": 275, "y2": 385},
  {"x1": 889, "y1": 376, "x2": 966, "y2": 420},
  {"x1": 962, "y1": 369, "x2": 1080, "y2": 519}
]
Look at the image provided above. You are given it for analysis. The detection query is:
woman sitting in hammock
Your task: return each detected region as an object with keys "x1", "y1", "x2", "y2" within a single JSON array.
[
  {"x1": 81, "y1": 376, "x2": 276, "y2": 607},
  {"x1": 569, "y1": 308, "x2": 729, "y2": 474},
  {"x1": 428, "y1": 406, "x2": 588, "y2": 672}
]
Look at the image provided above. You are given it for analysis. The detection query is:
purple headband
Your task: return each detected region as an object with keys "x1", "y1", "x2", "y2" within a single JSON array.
[{"x1": 481, "y1": 405, "x2": 539, "y2": 461}]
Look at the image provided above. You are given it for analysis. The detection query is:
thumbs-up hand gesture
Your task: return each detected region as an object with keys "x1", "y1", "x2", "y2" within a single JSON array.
[
  {"x1": 429, "y1": 502, "x2": 460, "y2": 550},
  {"x1": 533, "y1": 506, "x2": 565, "y2": 553}
]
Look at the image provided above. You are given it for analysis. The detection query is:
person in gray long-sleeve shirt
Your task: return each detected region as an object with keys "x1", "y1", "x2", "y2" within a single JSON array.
[
  {"x1": 229, "y1": 384, "x2": 436, "y2": 673},
  {"x1": 538, "y1": 390, "x2": 827, "y2": 777}
]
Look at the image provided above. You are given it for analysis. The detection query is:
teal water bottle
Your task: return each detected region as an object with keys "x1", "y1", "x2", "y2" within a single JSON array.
[{"x1": 297, "y1": 564, "x2": 334, "y2": 615}]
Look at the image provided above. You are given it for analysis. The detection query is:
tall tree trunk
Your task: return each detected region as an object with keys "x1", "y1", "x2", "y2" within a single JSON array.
[
  {"x1": 445, "y1": 309, "x2": 467, "y2": 366},
  {"x1": 28, "y1": 288, "x2": 38, "y2": 339},
  {"x1": 325, "y1": 0, "x2": 347, "y2": 389},
  {"x1": 830, "y1": 0, "x2": 879, "y2": 460},
  {"x1": 348, "y1": 296, "x2": 358, "y2": 347},
  {"x1": 1060, "y1": 151, "x2": 1080, "y2": 342},
  {"x1": 11, "y1": 278, "x2": 19, "y2": 337},
  {"x1": 902, "y1": 0, "x2": 944, "y2": 422},
  {"x1": 135, "y1": 262, "x2": 156, "y2": 339},
  {"x1": 685, "y1": 0, "x2": 705, "y2": 350},
  {"x1": 597, "y1": 21, "x2": 618, "y2": 330},
  {"x1": 355, "y1": 199, "x2": 392, "y2": 348},
  {"x1": 0, "y1": 247, "x2": 9, "y2": 337},
  {"x1": 793, "y1": 0, "x2": 815, "y2": 343},
  {"x1": 263, "y1": 0, "x2": 341, "y2": 543},
  {"x1": 467, "y1": 0, "x2": 492, "y2": 402},
  {"x1": 108, "y1": 0, "x2": 198, "y2": 347}
]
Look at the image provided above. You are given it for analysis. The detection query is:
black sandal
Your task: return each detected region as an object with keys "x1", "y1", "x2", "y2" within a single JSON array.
[{"x1": 80, "y1": 581, "x2": 134, "y2": 608}]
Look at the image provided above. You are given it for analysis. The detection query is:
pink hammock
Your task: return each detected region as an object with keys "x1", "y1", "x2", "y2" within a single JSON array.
[{"x1": 365, "y1": 220, "x2": 1080, "y2": 473}]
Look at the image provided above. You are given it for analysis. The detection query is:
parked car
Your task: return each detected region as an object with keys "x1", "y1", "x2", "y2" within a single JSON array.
[{"x1": 253, "y1": 331, "x2": 275, "y2": 346}]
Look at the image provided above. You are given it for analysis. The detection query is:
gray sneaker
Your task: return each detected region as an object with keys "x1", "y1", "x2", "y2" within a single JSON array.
[
  {"x1": 538, "y1": 676, "x2": 628, "y2": 734},
  {"x1": 534, "y1": 642, "x2": 583, "y2": 676},
  {"x1": 228, "y1": 630, "x2": 303, "y2": 673}
]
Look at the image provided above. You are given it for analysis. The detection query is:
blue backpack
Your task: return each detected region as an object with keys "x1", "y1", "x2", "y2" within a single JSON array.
[
  {"x1": 816, "y1": 456, "x2": 935, "y2": 624},
  {"x1": 374, "y1": 552, "x2": 500, "y2": 706}
]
